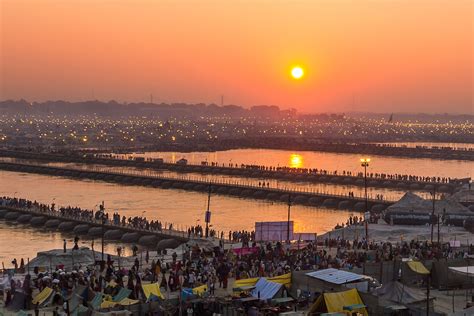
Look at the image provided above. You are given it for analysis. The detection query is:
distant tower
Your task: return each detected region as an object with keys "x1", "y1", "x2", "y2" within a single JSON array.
[{"x1": 221, "y1": 95, "x2": 224, "y2": 106}]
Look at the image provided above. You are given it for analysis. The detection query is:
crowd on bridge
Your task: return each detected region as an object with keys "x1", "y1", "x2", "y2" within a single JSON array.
[
  {"x1": 236, "y1": 164, "x2": 453, "y2": 184},
  {"x1": 0, "y1": 196, "x2": 184, "y2": 237}
]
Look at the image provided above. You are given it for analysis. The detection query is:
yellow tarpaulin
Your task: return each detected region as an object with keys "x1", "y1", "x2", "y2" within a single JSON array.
[
  {"x1": 142, "y1": 282, "x2": 164, "y2": 300},
  {"x1": 233, "y1": 273, "x2": 292, "y2": 290},
  {"x1": 100, "y1": 300, "x2": 118, "y2": 309},
  {"x1": 118, "y1": 298, "x2": 140, "y2": 306},
  {"x1": 267, "y1": 273, "x2": 291, "y2": 287},
  {"x1": 308, "y1": 289, "x2": 368, "y2": 316},
  {"x1": 233, "y1": 277, "x2": 259, "y2": 288},
  {"x1": 192, "y1": 284, "x2": 208, "y2": 296},
  {"x1": 407, "y1": 261, "x2": 430, "y2": 275},
  {"x1": 32, "y1": 287, "x2": 53, "y2": 305},
  {"x1": 100, "y1": 297, "x2": 140, "y2": 309}
]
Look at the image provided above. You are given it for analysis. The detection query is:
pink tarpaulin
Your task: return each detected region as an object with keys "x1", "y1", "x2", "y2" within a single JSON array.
[{"x1": 233, "y1": 247, "x2": 259, "y2": 256}]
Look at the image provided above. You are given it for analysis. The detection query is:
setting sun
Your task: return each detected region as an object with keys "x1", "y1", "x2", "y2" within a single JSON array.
[{"x1": 291, "y1": 66, "x2": 304, "y2": 79}]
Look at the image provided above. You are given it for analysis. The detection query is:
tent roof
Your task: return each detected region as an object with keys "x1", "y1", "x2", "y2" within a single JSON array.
[
  {"x1": 308, "y1": 288, "x2": 368, "y2": 316},
  {"x1": 407, "y1": 261, "x2": 430, "y2": 275},
  {"x1": 387, "y1": 192, "x2": 427, "y2": 212},
  {"x1": 374, "y1": 281, "x2": 428, "y2": 304},
  {"x1": 251, "y1": 278, "x2": 283, "y2": 300},
  {"x1": 387, "y1": 192, "x2": 468, "y2": 214},
  {"x1": 306, "y1": 268, "x2": 365, "y2": 285},
  {"x1": 449, "y1": 266, "x2": 474, "y2": 276}
]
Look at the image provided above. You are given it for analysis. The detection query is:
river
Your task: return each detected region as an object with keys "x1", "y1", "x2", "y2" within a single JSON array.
[
  {"x1": 126, "y1": 149, "x2": 473, "y2": 179},
  {"x1": 0, "y1": 170, "x2": 353, "y2": 264}
]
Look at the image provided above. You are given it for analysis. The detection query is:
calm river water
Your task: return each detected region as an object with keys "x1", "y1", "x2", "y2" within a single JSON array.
[{"x1": 1, "y1": 147, "x2": 472, "y2": 265}]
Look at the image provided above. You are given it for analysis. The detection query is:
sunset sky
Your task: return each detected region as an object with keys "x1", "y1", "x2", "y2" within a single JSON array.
[{"x1": 1, "y1": 0, "x2": 472, "y2": 113}]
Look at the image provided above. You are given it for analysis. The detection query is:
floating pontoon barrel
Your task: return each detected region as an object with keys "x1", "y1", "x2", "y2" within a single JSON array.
[
  {"x1": 138, "y1": 235, "x2": 158, "y2": 246},
  {"x1": 17, "y1": 214, "x2": 33, "y2": 223},
  {"x1": 88, "y1": 227, "x2": 103, "y2": 237},
  {"x1": 161, "y1": 182, "x2": 172, "y2": 189},
  {"x1": 338, "y1": 201, "x2": 351, "y2": 210},
  {"x1": 104, "y1": 229, "x2": 124, "y2": 240},
  {"x1": 241, "y1": 190, "x2": 253, "y2": 197},
  {"x1": 172, "y1": 182, "x2": 184, "y2": 189},
  {"x1": 253, "y1": 191, "x2": 266, "y2": 199},
  {"x1": 44, "y1": 219, "x2": 61, "y2": 228},
  {"x1": 58, "y1": 221, "x2": 76, "y2": 231},
  {"x1": 293, "y1": 196, "x2": 308, "y2": 204},
  {"x1": 73, "y1": 224, "x2": 91, "y2": 234},
  {"x1": 308, "y1": 197, "x2": 322, "y2": 206},
  {"x1": 156, "y1": 239, "x2": 182, "y2": 251},
  {"x1": 217, "y1": 187, "x2": 228, "y2": 194},
  {"x1": 183, "y1": 183, "x2": 194, "y2": 190},
  {"x1": 5, "y1": 212, "x2": 20, "y2": 220},
  {"x1": 229, "y1": 188, "x2": 241, "y2": 195},
  {"x1": 322, "y1": 199, "x2": 337, "y2": 208},
  {"x1": 121, "y1": 232, "x2": 141, "y2": 243},
  {"x1": 0, "y1": 209, "x2": 9, "y2": 218},
  {"x1": 30, "y1": 216, "x2": 47, "y2": 226},
  {"x1": 353, "y1": 202, "x2": 366, "y2": 212},
  {"x1": 266, "y1": 192, "x2": 280, "y2": 200}
]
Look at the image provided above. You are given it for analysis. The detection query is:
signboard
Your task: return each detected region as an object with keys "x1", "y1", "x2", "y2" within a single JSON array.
[
  {"x1": 449, "y1": 240, "x2": 461, "y2": 248},
  {"x1": 255, "y1": 221, "x2": 294, "y2": 242}
]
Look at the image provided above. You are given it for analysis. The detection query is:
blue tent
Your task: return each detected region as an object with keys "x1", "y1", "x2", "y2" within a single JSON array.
[{"x1": 251, "y1": 278, "x2": 283, "y2": 300}]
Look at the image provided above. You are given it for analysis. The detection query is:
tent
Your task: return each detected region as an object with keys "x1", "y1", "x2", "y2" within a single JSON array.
[
  {"x1": 407, "y1": 261, "x2": 430, "y2": 275},
  {"x1": 268, "y1": 273, "x2": 291, "y2": 287},
  {"x1": 386, "y1": 192, "x2": 426, "y2": 212},
  {"x1": 374, "y1": 281, "x2": 429, "y2": 305},
  {"x1": 31, "y1": 287, "x2": 54, "y2": 306},
  {"x1": 307, "y1": 289, "x2": 368, "y2": 316},
  {"x1": 112, "y1": 288, "x2": 132, "y2": 302},
  {"x1": 233, "y1": 273, "x2": 291, "y2": 292},
  {"x1": 192, "y1": 284, "x2": 207, "y2": 296},
  {"x1": 386, "y1": 192, "x2": 469, "y2": 216},
  {"x1": 250, "y1": 278, "x2": 284, "y2": 300},
  {"x1": 142, "y1": 282, "x2": 164, "y2": 301},
  {"x1": 431, "y1": 259, "x2": 472, "y2": 289}
]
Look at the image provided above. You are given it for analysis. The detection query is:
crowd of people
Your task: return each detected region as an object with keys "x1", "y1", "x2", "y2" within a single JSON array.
[
  {"x1": 1, "y1": 219, "x2": 472, "y2": 314},
  {"x1": 236, "y1": 164, "x2": 453, "y2": 184},
  {"x1": 1, "y1": 197, "x2": 191, "y2": 237}
]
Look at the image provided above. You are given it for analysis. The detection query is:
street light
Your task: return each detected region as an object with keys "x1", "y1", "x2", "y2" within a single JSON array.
[
  {"x1": 287, "y1": 194, "x2": 292, "y2": 245},
  {"x1": 97, "y1": 201, "x2": 106, "y2": 264},
  {"x1": 360, "y1": 158, "x2": 370, "y2": 240},
  {"x1": 430, "y1": 187, "x2": 436, "y2": 244},
  {"x1": 205, "y1": 184, "x2": 211, "y2": 238}
]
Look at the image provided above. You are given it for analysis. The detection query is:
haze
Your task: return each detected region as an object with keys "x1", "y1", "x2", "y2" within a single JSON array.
[{"x1": 1, "y1": 0, "x2": 472, "y2": 113}]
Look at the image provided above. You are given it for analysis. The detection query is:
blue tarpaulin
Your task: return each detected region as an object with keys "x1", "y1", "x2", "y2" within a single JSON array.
[{"x1": 251, "y1": 278, "x2": 282, "y2": 300}]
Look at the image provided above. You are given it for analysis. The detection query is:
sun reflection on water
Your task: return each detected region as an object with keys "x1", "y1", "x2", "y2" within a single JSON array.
[{"x1": 289, "y1": 154, "x2": 303, "y2": 168}]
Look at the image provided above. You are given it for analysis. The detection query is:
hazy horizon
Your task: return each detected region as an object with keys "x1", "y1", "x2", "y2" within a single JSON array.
[{"x1": 1, "y1": 0, "x2": 472, "y2": 114}]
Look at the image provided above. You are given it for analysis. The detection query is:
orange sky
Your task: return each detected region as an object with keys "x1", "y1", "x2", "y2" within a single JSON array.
[{"x1": 1, "y1": 0, "x2": 472, "y2": 113}]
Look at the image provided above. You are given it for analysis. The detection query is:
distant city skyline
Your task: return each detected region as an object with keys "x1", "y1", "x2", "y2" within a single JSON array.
[{"x1": 1, "y1": 0, "x2": 472, "y2": 114}]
